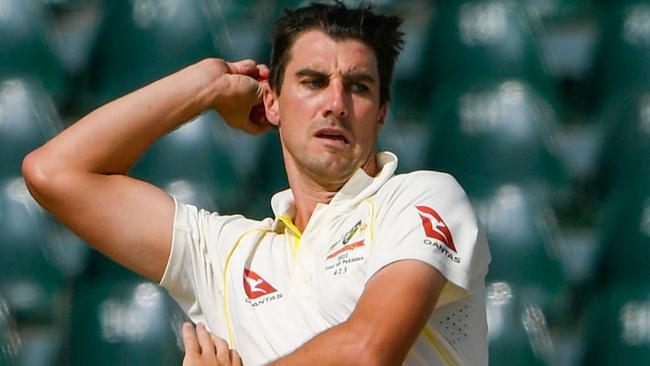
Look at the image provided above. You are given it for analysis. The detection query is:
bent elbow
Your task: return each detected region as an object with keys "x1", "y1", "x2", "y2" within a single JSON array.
[
  {"x1": 22, "y1": 149, "x2": 59, "y2": 199},
  {"x1": 22, "y1": 150, "x2": 43, "y2": 186}
]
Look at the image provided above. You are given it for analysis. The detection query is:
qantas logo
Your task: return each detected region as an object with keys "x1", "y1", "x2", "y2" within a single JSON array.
[
  {"x1": 243, "y1": 269, "x2": 277, "y2": 300},
  {"x1": 415, "y1": 205, "x2": 457, "y2": 253}
]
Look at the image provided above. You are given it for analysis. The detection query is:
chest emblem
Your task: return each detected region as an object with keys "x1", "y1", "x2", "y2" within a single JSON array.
[
  {"x1": 326, "y1": 220, "x2": 367, "y2": 255},
  {"x1": 243, "y1": 268, "x2": 278, "y2": 300},
  {"x1": 326, "y1": 240, "x2": 365, "y2": 260},
  {"x1": 342, "y1": 220, "x2": 366, "y2": 245},
  {"x1": 323, "y1": 220, "x2": 368, "y2": 276}
]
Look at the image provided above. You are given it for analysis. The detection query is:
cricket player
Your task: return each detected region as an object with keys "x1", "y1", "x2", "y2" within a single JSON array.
[{"x1": 23, "y1": 2, "x2": 490, "y2": 365}]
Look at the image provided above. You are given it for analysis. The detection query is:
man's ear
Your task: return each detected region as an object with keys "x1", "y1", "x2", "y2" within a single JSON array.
[{"x1": 263, "y1": 86, "x2": 280, "y2": 127}]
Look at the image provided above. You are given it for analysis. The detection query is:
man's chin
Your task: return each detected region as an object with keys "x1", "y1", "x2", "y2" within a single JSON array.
[{"x1": 306, "y1": 157, "x2": 358, "y2": 184}]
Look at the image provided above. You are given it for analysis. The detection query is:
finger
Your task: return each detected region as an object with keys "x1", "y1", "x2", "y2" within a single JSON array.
[
  {"x1": 212, "y1": 334, "x2": 231, "y2": 365},
  {"x1": 257, "y1": 64, "x2": 270, "y2": 80},
  {"x1": 182, "y1": 322, "x2": 200, "y2": 355},
  {"x1": 227, "y1": 59, "x2": 259, "y2": 78},
  {"x1": 196, "y1": 323, "x2": 215, "y2": 355},
  {"x1": 231, "y1": 350, "x2": 242, "y2": 366},
  {"x1": 210, "y1": 333, "x2": 222, "y2": 348},
  {"x1": 210, "y1": 334, "x2": 231, "y2": 365}
]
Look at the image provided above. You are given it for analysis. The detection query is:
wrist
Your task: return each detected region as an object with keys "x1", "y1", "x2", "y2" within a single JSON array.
[{"x1": 182, "y1": 58, "x2": 229, "y2": 112}]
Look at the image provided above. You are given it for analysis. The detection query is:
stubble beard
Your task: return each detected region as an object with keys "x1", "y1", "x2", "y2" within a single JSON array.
[
  {"x1": 295, "y1": 148, "x2": 359, "y2": 188},
  {"x1": 279, "y1": 134, "x2": 363, "y2": 190}
]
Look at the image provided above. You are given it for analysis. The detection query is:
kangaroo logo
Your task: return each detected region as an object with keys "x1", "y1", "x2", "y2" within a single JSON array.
[
  {"x1": 415, "y1": 205, "x2": 457, "y2": 253},
  {"x1": 243, "y1": 268, "x2": 278, "y2": 300}
]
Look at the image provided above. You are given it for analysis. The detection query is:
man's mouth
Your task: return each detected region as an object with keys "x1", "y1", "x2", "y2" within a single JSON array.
[{"x1": 315, "y1": 128, "x2": 349, "y2": 144}]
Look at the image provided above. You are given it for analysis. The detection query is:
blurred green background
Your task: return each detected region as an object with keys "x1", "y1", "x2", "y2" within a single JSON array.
[{"x1": 1, "y1": 0, "x2": 649, "y2": 364}]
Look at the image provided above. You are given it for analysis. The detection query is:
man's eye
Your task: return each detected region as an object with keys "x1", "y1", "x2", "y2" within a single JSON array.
[
  {"x1": 303, "y1": 78, "x2": 326, "y2": 88},
  {"x1": 349, "y1": 82, "x2": 369, "y2": 94}
]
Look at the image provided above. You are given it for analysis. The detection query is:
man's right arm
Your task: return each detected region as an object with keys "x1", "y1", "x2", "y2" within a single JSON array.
[{"x1": 22, "y1": 58, "x2": 269, "y2": 283}]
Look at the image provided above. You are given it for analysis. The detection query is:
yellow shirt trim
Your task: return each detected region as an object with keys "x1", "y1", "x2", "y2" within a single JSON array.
[
  {"x1": 223, "y1": 227, "x2": 268, "y2": 347},
  {"x1": 278, "y1": 214, "x2": 302, "y2": 257},
  {"x1": 422, "y1": 324, "x2": 465, "y2": 366},
  {"x1": 363, "y1": 198, "x2": 376, "y2": 242}
]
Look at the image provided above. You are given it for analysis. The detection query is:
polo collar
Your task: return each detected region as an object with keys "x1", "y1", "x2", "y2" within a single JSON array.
[{"x1": 270, "y1": 152, "x2": 398, "y2": 226}]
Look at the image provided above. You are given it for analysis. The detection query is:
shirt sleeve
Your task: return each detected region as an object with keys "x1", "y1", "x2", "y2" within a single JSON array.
[
  {"x1": 159, "y1": 198, "x2": 244, "y2": 332},
  {"x1": 367, "y1": 171, "x2": 490, "y2": 301}
]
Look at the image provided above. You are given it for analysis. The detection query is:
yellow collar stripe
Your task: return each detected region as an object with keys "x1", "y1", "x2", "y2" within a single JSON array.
[{"x1": 278, "y1": 215, "x2": 302, "y2": 239}]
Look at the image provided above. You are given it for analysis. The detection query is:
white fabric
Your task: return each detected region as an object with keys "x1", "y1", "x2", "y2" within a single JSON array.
[{"x1": 160, "y1": 152, "x2": 490, "y2": 366}]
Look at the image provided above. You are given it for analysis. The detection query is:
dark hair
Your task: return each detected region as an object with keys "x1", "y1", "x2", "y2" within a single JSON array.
[{"x1": 269, "y1": 1, "x2": 404, "y2": 106}]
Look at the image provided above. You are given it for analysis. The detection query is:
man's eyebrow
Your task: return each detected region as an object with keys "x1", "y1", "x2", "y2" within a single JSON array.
[
  {"x1": 294, "y1": 68, "x2": 377, "y2": 83},
  {"x1": 344, "y1": 72, "x2": 377, "y2": 84},
  {"x1": 295, "y1": 68, "x2": 327, "y2": 78}
]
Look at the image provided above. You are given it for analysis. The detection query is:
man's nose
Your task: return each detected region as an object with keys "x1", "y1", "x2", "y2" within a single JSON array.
[{"x1": 322, "y1": 80, "x2": 348, "y2": 118}]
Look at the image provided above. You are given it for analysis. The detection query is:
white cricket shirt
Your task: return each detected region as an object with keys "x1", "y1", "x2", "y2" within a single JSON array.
[{"x1": 160, "y1": 152, "x2": 491, "y2": 366}]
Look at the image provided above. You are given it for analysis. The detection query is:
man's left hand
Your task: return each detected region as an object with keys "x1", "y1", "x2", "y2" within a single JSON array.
[{"x1": 182, "y1": 322, "x2": 242, "y2": 366}]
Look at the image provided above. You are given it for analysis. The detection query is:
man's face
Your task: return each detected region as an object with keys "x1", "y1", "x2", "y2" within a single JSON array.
[{"x1": 264, "y1": 30, "x2": 387, "y2": 187}]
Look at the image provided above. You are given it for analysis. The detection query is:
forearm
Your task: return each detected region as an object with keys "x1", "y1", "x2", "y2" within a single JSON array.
[
  {"x1": 19, "y1": 60, "x2": 218, "y2": 280},
  {"x1": 269, "y1": 321, "x2": 374, "y2": 366},
  {"x1": 269, "y1": 261, "x2": 444, "y2": 366},
  {"x1": 25, "y1": 59, "x2": 219, "y2": 177},
  {"x1": 20, "y1": 58, "x2": 266, "y2": 282}
]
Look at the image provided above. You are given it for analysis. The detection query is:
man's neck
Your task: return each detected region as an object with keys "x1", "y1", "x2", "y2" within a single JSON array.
[{"x1": 286, "y1": 155, "x2": 379, "y2": 232}]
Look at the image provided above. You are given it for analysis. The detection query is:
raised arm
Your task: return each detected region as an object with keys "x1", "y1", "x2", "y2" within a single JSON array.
[
  {"x1": 22, "y1": 58, "x2": 269, "y2": 282},
  {"x1": 270, "y1": 259, "x2": 446, "y2": 366}
]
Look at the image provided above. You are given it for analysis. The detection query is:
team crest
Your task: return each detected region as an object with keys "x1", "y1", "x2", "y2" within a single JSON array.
[
  {"x1": 323, "y1": 220, "x2": 368, "y2": 276},
  {"x1": 342, "y1": 220, "x2": 365, "y2": 244}
]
